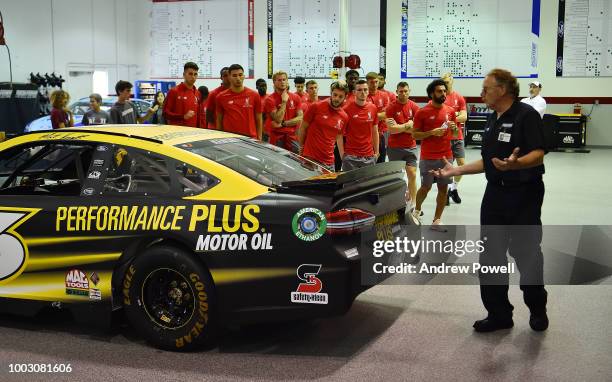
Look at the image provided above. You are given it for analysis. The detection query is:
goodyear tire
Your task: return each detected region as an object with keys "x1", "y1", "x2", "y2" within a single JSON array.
[{"x1": 122, "y1": 245, "x2": 216, "y2": 351}]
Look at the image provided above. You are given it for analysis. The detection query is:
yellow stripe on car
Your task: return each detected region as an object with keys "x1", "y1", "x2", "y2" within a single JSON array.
[{"x1": 25, "y1": 252, "x2": 122, "y2": 272}]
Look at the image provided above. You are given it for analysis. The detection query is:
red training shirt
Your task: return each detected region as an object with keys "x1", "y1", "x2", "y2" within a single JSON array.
[
  {"x1": 163, "y1": 83, "x2": 199, "y2": 127},
  {"x1": 342, "y1": 101, "x2": 379, "y2": 157},
  {"x1": 386, "y1": 99, "x2": 420, "y2": 149},
  {"x1": 444, "y1": 91, "x2": 467, "y2": 140},
  {"x1": 216, "y1": 87, "x2": 262, "y2": 139},
  {"x1": 302, "y1": 100, "x2": 349, "y2": 166},
  {"x1": 264, "y1": 91, "x2": 302, "y2": 136},
  {"x1": 413, "y1": 103, "x2": 456, "y2": 160},
  {"x1": 206, "y1": 85, "x2": 227, "y2": 130},
  {"x1": 367, "y1": 90, "x2": 390, "y2": 133}
]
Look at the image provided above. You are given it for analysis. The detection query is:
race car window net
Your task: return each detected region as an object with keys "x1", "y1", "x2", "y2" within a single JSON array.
[
  {"x1": 176, "y1": 138, "x2": 327, "y2": 188},
  {"x1": 103, "y1": 146, "x2": 171, "y2": 195},
  {"x1": 0, "y1": 143, "x2": 94, "y2": 195}
]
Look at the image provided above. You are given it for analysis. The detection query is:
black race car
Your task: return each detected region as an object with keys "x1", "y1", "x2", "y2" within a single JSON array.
[{"x1": 0, "y1": 125, "x2": 410, "y2": 350}]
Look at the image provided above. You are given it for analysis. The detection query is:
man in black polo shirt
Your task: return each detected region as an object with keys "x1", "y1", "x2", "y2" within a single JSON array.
[{"x1": 431, "y1": 68, "x2": 548, "y2": 332}]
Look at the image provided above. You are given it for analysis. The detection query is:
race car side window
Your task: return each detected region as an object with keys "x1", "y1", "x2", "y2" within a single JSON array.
[
  {"x1": 175, "y1": 163, "x2": 218, "y2": 196},
  {"x1": 103, "y1": 146, "x2": 171, "y2": 195},
  {"x1": 0, "y1": 142, "x2": 94, "y2": 195},
  {"x1": 0, "y1": 144, "x2": 45, "y2": 185}
]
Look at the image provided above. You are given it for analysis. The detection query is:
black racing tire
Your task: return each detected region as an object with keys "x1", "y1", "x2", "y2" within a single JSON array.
[{"x1": 122, "y1": 245, "x2": 217, "y2": 351}]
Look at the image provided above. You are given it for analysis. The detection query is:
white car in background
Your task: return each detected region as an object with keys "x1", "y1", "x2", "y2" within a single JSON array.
[{"x1": 25, "y1": 97, "x2": 152, "y2": 132}]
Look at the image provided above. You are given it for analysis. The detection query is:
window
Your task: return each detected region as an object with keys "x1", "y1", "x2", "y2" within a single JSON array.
[
  {"x1": 176, "y1": 138, "x2": 327, "y2": 187},
  {"x1": 175, "y1": 163, "x2": 217, "y2": 196},
  {"x1": 103, "y1": 147, "x2": 171, "y2": 195},
  {"x1": 0, "y1": 143, "x2": 94, "y2": 196}
]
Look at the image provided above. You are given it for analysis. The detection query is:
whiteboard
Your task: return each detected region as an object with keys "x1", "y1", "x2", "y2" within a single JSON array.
[
  {"x1": 151, "y1": 0, "x2": 254, "y2": 79},
  {"x1": 556, "y1": 0, "x2": 612, "y2": 77},
  {"x1": 400, "y1": 0, "x2": 540, "y2": 78},
  {"x1": 268, "y1": 0, "x2": 384, "y2": 78}
]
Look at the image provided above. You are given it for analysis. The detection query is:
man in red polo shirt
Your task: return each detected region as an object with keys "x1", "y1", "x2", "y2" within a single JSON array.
[
  {"x1": 301, "y1": 80, "x2": 319, "y2": 114},
  {"x1": 441, "y1": 72, "x2": 468, "y2": 204},
  {"x1": 386, "y1": 81, "x2": 420, "y2": 207},
  {"x1": 299, "y1": 81, "x2": 350, "y2": 171},
  {"x1": 265, "y1": 71, "x2": 303, "y2": 152},
  {"x1": 341, "y1": 79, "x2": 379, "y2": 171},
  {"x1": 412, "y1": 79, "x2": 457, "y2": 229},
  {"x1": 216, "y1": 64, "x2": 263, "y2": 140},
  {"x1": 206, "y1": 67, "x2": 230, "y2": 130},
  {"x1": 366, "y1": 72, "x2": 391, "y2": 164},
  {"x1": 344, "y1": 70, "x2": 360, "y2": 106},
  {"x1": 163, "y1": 62, "x2": 199, "y2": 127},
  {"x1": 378, "y1": 73, "x2": 397, "y2": 103},
  {"x1": 293, "y1": 76, "x2": 309, "y2": 103}
]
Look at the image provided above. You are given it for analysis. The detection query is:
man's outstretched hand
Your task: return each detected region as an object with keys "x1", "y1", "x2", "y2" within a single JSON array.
[
  {"x1": 429, "y1": 157, "x2": 456, "y2": 178},
  {"x1": 492, "y1": 147, "x2": 520, "y2": 171}
]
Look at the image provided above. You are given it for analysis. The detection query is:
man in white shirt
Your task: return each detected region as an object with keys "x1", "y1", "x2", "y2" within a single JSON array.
[{"x1": 521, "y1": 81, "x2": 546, "y2": 118}]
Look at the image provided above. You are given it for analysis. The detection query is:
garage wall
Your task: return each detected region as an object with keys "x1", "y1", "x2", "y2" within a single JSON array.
[
  {"x1": 0, "y1": 0, "x2": 149, "y2": 101},
  {"x1": 1, "y1": 0, "x2": 610, "y2": 145}
]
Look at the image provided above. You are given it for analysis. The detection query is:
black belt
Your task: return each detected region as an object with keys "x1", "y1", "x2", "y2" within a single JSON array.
[{"x1": 489, "y1": 178, "x2": 542, "y2": 187}]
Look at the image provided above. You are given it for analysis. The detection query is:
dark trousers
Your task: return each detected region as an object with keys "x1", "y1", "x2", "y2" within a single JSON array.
[
  {"x1": 479, "y1": 180, "x2": 547, "y2": 320},
  {"x1": 376, "y1": 133, "x2": 387, "y2": 164}
]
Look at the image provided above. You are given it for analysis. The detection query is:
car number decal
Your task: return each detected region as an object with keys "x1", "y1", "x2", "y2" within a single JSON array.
[{"x1": 0, "y1": 208, "x2": 40, "y2": 283}]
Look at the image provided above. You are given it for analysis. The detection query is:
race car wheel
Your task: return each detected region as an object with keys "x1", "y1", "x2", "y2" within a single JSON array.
[{"x1": 123, "y1": 245, "x2": 216, "y2": 351}]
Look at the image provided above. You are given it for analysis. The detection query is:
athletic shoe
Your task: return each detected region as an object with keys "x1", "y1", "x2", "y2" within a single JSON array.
[
  {"x1": 412, "y1": 209, "x2": 422, "y2": 224},
  {"x1": 430, "y1": 218, "x2": 447, "y2": 232},
  {"x1": 446, "y1": 193, "x2": 450, "y2": 206},
  {"x1": 449, "y1": 189, "x2": 462, "y2": 204}
]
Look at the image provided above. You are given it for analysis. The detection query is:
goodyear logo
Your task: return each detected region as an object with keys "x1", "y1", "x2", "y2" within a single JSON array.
[{"x1": 55, "y1": 205, "x2": 259, "y2": 233}]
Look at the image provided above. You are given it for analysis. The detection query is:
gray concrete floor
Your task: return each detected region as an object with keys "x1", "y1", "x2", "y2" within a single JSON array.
[
  {"x1": 420, "y1": 146, "x2": 612, "y2": 225},
  {"x1": 1, "y1": 147, "x2": 611, "y2": 382}
]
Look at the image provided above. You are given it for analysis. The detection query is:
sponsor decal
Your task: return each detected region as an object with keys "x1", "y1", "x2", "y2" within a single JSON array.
[
  {"x1": 90, "y1": 272, "x2": 100, "y2": 286},
  {"x1": 55, "y1": 204, "x2": 260, "y2": 233},
  {"x1": 97, "y1": 145, "x2": 109, "y2": 152},
  {"x1": 88, "y1": 171, "x2": 101, "y2": 180},
  {"x1": 290, "y1": 264, "x2": 328, "y2": 304},
  {"x1": 563, "y1": 135, "x2": 575, "y2": 144},
  {"x1": 93, "y1": 159, "x2": 105, "y2": 167},
  {"x1": 65, "y1": 269, "x2": 90, "y2": 297},
  {"x1": 196, "y1": 232, "x2": 273, "y2": 252},
  {"x1": 472, "y1": 133, "x2": 483, "y2": 142},
  {"x1": 344, "y1": 247, "x2": 359, "y2": 258},
  {"x1": 82, "y1": 188, "x2": 95, "y2": 196},
  {"x1": 292, "y1": 208, "x2": 326, "y2": 241},
  {"x1": 89, "y1": 289, "x2": 102, "y2": 300}
]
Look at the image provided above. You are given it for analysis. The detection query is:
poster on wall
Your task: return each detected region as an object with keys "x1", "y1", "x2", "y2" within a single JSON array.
[
  {"x1": 556, "y1": 0, "x2": 612, "y2": 77},
  {"x1": 267, "y1": 0, "x2": 386, "y2": 78},
  {"x1": 151, "y1": 0, "x2": 254, "y2": 79},
  {"x1": 400, "y1": 0, "x2": 541, "y2": 78}
]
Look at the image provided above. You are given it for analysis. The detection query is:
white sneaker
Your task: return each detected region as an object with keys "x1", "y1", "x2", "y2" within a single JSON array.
[
  {"x1": 430, "y1": 218, "x2": 447, "y2": 232},
  {"x1": 411, "y1": 209, "x2": 422, "y2": 224}
]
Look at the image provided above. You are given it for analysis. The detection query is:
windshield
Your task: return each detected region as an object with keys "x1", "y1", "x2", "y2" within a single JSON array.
[{"x1": 176, "y1": 138, "x2": 329, "y2": 187}]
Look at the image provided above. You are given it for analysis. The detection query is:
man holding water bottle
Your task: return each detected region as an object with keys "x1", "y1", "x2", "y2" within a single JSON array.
[{"x1": 411, "y1": 79, "x2": 457, "y2": 229}]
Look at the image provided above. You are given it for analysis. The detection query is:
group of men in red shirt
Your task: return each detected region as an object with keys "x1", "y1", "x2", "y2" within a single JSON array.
[{"x1": 162, "y1": 61, "x2": 467, "y2": 227}]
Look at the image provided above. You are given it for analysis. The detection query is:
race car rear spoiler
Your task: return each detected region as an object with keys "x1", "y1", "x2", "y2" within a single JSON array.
[{"x1": 278, "y1": 161, "x2": 405, "y2": 197}]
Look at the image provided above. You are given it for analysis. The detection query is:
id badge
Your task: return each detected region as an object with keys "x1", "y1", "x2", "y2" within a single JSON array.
[{"x1": 498, "y1": 132, "x2": 511, "y2": 142}]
